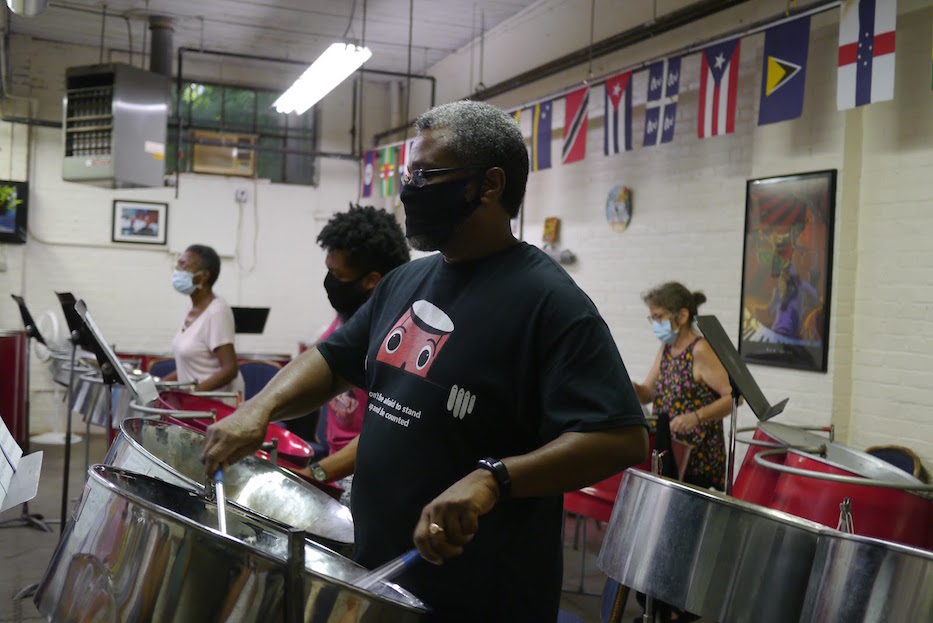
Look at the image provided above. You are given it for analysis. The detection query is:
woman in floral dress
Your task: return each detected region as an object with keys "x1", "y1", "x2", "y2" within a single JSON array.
[
  {"x1": 633, "y1": 282, "x2": 734, "y2": 490},
  {"x1": 631, "y1": 282, "x2": 736, "y2": 622}
]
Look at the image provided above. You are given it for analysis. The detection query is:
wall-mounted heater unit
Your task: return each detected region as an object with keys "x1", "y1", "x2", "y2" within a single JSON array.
[{"x1": 62, "y1": 63, "x2": 169, "y2": 188}]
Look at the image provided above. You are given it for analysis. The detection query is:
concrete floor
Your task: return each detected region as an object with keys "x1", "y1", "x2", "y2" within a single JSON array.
[{"x1": 0, "y1": 432, "x2": 654, "y2": 623}]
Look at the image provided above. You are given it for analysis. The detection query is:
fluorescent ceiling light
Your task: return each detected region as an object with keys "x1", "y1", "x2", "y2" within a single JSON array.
[{"x1": 274, "y1": 43, "x2": 372, "y2": 115}]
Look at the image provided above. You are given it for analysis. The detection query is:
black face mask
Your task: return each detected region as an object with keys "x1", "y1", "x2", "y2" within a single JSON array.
[
  {"x1": 400, "y1": 176, "x2": 483, "y2": 251},
  {"x1": 324, "y1": 272, "x2": 370, "y2": 320}
]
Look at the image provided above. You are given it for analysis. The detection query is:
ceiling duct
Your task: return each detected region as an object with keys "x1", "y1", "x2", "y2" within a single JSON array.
[
  {"x1": 149, "y1": 15, "x2": 174, "y2": 78},
  {"x1": 5, "y1": 0, "x2": 48, "y2": 18}
]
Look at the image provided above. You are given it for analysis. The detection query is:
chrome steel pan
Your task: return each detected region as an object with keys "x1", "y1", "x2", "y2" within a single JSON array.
[
  {"x1": 800, "y1": 529, "x2": 933, "y2": 622},
  {"x1": 35, "y1": 465, "x2": 426, "y2": 622},
  {"x1": 106, "y1": 418, "x2": 353, "y2": 555},
  {"x1": 597, "y1": 469, "x2": 825, "y2": 623}
]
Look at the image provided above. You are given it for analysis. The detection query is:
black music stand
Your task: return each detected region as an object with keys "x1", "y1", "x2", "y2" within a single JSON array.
[
  {"x1": 0, "y1": 295, "x2": 52, "y2": 533},
  {"x1": 54, "y1": 292, "x2": 104, "y2": 537},
  {"x1": 695, "y1": 315, "x2": 788, "y2": 494},
  {"x1": 232, "y1": 306, "x2": 270, "y2": 334}
]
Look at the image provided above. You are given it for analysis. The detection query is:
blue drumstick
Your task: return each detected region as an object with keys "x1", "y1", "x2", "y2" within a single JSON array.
[{"x1": 354, "y1": 548, "x2": 421, "y2": 591}]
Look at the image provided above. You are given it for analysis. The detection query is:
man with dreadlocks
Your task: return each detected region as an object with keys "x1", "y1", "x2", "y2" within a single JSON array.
[{"x1": 301, "y1": 204, "x2": 409, "y2": 499}]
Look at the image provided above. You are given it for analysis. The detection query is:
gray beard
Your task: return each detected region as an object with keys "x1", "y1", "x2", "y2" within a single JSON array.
[{"x1": 407, "y1": 232, "x2": 447, "y2": 252}]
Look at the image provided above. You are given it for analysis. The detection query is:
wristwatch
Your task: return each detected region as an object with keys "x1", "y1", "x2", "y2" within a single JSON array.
[
  {"x1": 309, "y1": 462, "x2": 328, "y2": 482},
  {"x1": 476, "y1": 457, "x2": 511, "y2": 501}
]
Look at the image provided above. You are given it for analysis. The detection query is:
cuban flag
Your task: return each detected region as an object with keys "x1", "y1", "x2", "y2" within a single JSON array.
[
  {"x1": 837, "y1": 0, "x2": 896, "y2": 110},
  {"x1": 531, "y1": 100, "x2": 552, "y2": 171},
  {"x1": 643, "y1": 57, "x2": 680, "y2": 147},
  {"x1": 604, "y1": 70, "x2": 633, "y2": 154},
  {"x1": 361, "y1": 149, "x2": 376, "y2": 198},
  {"x1": 698, "y1": 39, "x2": 741, "y2": 138},
  {"x1": 562, "y1": 86, "x2": 589, "y2": 164}
]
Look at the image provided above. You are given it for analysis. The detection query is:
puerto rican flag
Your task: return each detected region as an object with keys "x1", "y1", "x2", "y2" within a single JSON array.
[
  {"x1": 837, "y1": 0, "x2": 896, "y2": 110},
  {"x1": 562, "y1": 86, "x2": 589, "y2": 164},
  {"x1": 698, "y1": 39, "x2": 741, "y2": 138},
  {"x1": 361, "y1": 149, "x2": 376, "y2": 198},
  {"x1": 604, "y1": 71, "x2": 633, "y2": 154}
]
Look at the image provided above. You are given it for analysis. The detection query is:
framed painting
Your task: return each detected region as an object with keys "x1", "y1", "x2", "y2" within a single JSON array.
[
  {"x1": 738, "y1": 170, "x2": 836, "y2": 372},
  {"x1": 112, "y1": 200, "x2": 168, "y2": 245}
]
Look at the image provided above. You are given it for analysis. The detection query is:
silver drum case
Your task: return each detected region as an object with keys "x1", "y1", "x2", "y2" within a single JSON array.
[
  {"x1": 105, "y1": 418, "x2": 354, "y2": 555},
  {"x1": 34, "y1": 465, "x2": 427, "y2": 622},
  {"x1": 800, "y1": 529, "x2": 933, "y2": 622},
  {"x1": 597, "y1": 469, "x2": 825, "y2": 623}
]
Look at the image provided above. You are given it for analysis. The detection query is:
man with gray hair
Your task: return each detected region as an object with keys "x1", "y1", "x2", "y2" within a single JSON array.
[{"x1": 203, "y1": 100, "x2": 647, "y2": 622}]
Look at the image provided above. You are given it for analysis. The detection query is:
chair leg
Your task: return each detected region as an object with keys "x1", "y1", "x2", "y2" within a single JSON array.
[{"x1": 578, "y1": 517, "x2": 587, "y2": 593}]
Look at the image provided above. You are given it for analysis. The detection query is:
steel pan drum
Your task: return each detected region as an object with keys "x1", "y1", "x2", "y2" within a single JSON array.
[
  {"x1": 732, "y1": 425, "x2": 785, "y2": 506},
  {"x1": 106, "y1": 418, "x2": 354, "y2": 555},
  {"x1": 157, "y1": 390, "x2": 314, "y2": 468},
  {"x1": 800, "y1": 530, "x2": 933, "y2": 622},
  {"x1": 745, "y1": 422, "x2": 933, "y2": 549},
  {"x1": 598, "y1": 469, "x2": 825, "y2": 623},
  {"x1": 35, "y1": 465, "x2": 426, "y2": 622}
]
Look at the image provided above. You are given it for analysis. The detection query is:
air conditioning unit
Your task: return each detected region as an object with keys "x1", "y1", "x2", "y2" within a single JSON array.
[{"x1": 191, "y1": 130, "x2": 256, "y2": 177}]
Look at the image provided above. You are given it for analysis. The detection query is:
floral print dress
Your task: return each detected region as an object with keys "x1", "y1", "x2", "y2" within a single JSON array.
[{"x1": 653, "y1": 337, "x2": 726, "y2": 490}]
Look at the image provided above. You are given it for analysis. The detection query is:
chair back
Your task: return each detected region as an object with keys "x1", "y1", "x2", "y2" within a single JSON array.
[
  {"x1": 866, "y1": 445, "x2": 928, "y2": 483},
  {"x1": 238, "y1": 360, "x2": 282, "y2": 401},
  {"x1": 148, "y1": 357, "x2": 176, "y2": 379}
]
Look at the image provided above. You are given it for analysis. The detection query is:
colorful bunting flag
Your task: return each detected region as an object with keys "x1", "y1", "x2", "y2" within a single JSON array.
[
  {"x1": 361, "y1": 149, "x2": 376, "y2": 198},
  {"x1": 562, "y1": 86, "x2": 589, "y2": 164},
  {"x1": 531, "y1": 100, "x2": 552, "y2": 172},
  {"x1": 643, "y1": 57, "x2": 680, "y2": 147},
  {"x1": 698, "y1": 39, "x2": 741, "y2": 138},
  {"x1": 838, "y1": 0, "x2": 896, "y2": 110},
  {"x1": 604, "y1": 70, "x2": 633, "y2": 154},
  {"x1": 759, "y1": 16, "x2": 810, "y2": 125},
  {"x1": 398, "y1": 138, "x2": 415, "y2": 180},
  {"x1": 379, "y1": 146, "x2": 398, "y2": 197}
]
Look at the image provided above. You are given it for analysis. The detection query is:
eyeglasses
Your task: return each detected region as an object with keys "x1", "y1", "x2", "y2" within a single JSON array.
[
  {"x1": 646, "y1": 312, "x2": 672, "y2": 323},
  {"x1": 400, "y1": 166, "x2": 487, "y2": 188}
]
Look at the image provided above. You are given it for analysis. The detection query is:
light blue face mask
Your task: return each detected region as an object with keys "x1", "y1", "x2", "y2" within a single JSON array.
[
  {"x1": 172, "y1": 269, "x2": 198, "y2": 295},
  {"x1": 651, "y1": 319, "x2": 678, "y2": 345}
]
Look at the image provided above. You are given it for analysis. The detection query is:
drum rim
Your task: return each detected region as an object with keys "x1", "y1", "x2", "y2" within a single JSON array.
[{"x1": 626, "y1": 468, "x2": 828, "y2": 533}]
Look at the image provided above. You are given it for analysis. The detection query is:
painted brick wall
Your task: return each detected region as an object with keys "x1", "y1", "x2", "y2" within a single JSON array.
[{"x1": 0, "y1": 33, "x2": 391, "y2": 435}]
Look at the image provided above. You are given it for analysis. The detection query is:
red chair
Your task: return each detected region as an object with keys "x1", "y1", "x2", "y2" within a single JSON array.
[{"x1": 563, "y1": 471, "x2": 626, "y2": 594}]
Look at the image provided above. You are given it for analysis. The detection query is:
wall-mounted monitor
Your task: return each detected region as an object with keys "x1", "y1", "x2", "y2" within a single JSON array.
[{"x1": 0, "y1": 180, "x2": 27, "y2": 244}]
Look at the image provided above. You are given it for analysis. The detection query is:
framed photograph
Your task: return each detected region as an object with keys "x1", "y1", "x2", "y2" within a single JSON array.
[
  {"x1": 738, "y1": 170, "x2": 836, "y2": 372},
  {"x1": 0, "y1": 180, "x2": 28, "y2": 244},
  {"x1": 112, "y1": 200, "x2": 167, "y2": 245}
]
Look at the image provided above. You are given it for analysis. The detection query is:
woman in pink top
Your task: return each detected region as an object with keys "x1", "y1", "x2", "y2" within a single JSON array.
[{"x1": 164, "y1": 244, "x2": 244, "y2": 396}]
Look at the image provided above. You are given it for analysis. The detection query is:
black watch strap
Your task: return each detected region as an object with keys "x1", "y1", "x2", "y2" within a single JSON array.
[{"x1": 476, "y1": 457, "x2": 511, "y2": 501}]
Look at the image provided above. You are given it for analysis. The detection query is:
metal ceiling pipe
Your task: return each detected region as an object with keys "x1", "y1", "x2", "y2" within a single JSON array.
[
  {"x1": 149, "y1": 15, "x2": 174, "y2": 78},
  {"x1": 5, "y1": 0, "x2": 48, "y2": 18}
]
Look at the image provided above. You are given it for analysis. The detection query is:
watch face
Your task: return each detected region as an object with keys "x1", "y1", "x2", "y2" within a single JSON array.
[{"x1": 311, "y1": 464, "x2": 327, "y2": 481}]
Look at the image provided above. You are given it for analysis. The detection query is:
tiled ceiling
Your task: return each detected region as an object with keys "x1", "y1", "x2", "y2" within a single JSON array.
[{"x1": 8, "y1": 0, "x2": 540, "y2": 76}]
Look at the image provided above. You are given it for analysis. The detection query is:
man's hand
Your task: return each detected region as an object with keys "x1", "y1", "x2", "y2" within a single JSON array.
[
  {"x1": 201, "y1": 400, "x2": 271, "y2": 475},
  {"x1": 412, "y1": 469, "x2": 499, "y2": 565}
]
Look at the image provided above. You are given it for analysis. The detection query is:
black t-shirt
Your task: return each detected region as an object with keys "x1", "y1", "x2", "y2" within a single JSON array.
[{"x1": 318, "y1": 242, "x2": 645, "y2": 622}]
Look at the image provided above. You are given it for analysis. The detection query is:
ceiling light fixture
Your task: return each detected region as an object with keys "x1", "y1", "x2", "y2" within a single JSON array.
[
  {"x1": 274, "y1": 43, "x2": 372, "y2": 115},
  {"x1": 6, "y1": 0, "x2": 49, "y2": 17}
]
